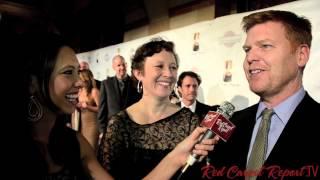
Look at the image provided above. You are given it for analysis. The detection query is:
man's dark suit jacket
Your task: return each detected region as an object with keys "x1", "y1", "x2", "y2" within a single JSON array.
[
  {"x1": 177, "y1": 100, "x2": 218, "y2": 120},
  {"x1": 95, "y1": 79, "x2": 101, "y2": 90},
  {"x1": 97, "y1": 76, "x2": 141, "y2": 133},
  {"x1": 207, "y1": 93, "x2": 320, "y2": 179}
]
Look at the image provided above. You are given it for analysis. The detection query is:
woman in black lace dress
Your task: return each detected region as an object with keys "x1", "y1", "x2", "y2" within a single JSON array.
[{"x1": 98, "y1": 38, "x2": 218, "y2": 179}]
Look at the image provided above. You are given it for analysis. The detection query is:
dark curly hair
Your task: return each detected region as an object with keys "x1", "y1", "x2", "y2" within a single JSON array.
[{"x1": 131, "y1": 37, "x2": 179, "y2": 72}]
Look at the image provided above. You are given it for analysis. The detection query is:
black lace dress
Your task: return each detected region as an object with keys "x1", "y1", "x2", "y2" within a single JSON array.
[{"x1": 98, "y1": 108, "x2": 207, "y2": 180}]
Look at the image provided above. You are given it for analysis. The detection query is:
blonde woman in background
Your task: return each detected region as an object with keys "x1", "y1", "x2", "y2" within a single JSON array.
[{"x1": 74, "y1": 69, "x2": 100, "y2": 151}]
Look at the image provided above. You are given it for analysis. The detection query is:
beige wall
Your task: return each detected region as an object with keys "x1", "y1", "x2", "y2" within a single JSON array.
[{"x1": 124, "y1": 4, "x2": 215, "y2": 42}]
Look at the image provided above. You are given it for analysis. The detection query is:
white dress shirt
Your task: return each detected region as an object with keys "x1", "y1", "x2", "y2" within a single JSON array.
[{"x1": 181, "y1": 100, "x2": 197, "y2": 113}]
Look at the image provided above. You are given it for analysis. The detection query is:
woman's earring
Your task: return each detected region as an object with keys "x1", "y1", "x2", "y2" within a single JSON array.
[
  {"x1": 28, "y1": 95, "x2": 43, "y2": 122},
  {"x1": 137, "y1": 80, "x2": 143, "y2": 93}
]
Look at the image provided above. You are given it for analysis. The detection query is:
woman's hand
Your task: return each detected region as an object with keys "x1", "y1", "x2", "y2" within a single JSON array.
[
  {"x1": 143, "y1": 127, "x2": 219, "y2": 180},
  {"x1": 81, "y1": 102, "x2": 88, "y2": 109},
  {"x1": 172, "y1": 126, "x2": 219, "y2": 167},
  {"x1": 76, "y1": 102, "x2": 88, "y2": 110}
]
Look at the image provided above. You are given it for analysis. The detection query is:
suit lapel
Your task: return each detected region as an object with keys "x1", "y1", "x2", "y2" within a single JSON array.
[
  {"x1": 195, "y1": 101, "x2": 206, "y2": 119},
  {"x1": 111, "y1": 77, "x2": 121, "y2": 103},
  {"x1": 265, "y1": 93, "x2": 314, "y2": 164},
  {"x1": 195, "y1": 101, "x2": 201, "y2": 114},
  {"x1": 122, "y1": 78, "x2": 130, "y2": 105}
]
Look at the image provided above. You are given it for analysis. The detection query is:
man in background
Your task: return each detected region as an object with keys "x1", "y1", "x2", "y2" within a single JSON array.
[
  {"x1": 98, "y1": 55, "x2": 141, "y2": 134},
  {"x1": 177, "y1": 71, "x2": 218, "y2": 120}
]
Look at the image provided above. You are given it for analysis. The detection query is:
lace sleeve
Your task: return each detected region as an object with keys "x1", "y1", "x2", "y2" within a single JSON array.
[{"x1": 97, "y1": 111, "x2": 129, "y2": 171}]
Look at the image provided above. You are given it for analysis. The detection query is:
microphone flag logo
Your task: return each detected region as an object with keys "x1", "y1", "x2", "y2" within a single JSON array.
[{"x1": 200, "y1": 111, "x2": 236, "y2": 142}]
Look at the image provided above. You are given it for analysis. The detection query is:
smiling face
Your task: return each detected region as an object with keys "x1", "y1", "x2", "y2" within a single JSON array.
[
  {"x1": 49, "y1": 46, "x2": 81, "y2": 114},
  {"x1": 112, "y1": 56, "x2": 127, "y2": 80},
  {"x1": 137, "y1": 50, "x2": 178, "y2": 99},
  {"x1": 243, "y1": 21, "x2": 308, "y2": 105}
]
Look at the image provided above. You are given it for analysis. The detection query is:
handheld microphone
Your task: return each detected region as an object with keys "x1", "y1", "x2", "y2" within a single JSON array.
[{"x1": 181, "y1": 101, "x2": 236, "y2": 174}]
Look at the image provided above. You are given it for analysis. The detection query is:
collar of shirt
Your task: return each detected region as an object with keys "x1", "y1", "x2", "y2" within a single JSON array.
[
  {"x1": 181, "y1": 100, "x2": 197, "y2": 113},
  {"x1": 256, "y1": 87, "x2": 305, "y2": 124},
  {"x1": 116, "y1": 74, "x2": 128, "y2": 82}
]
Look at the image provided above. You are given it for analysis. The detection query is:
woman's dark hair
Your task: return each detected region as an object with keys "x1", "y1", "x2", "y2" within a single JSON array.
[
  {"x1": 22, "y1": 32, "x2": 70, "y2": 113},
  {"x1": 131, "y1": 37, "x2": 179, "y2": 72},
  {"x1": 17, "y1": 33, "x2": 87, "y2": 178}
]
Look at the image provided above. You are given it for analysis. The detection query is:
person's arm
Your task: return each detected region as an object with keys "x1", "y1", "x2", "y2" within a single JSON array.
[
  {"x1": 91, "y1": 87, "x2": 100, "y2": 112},
  {"x1": 143, "y1": 127, "x2": 219, "y2": 180},
  {"x1": 77, "y1": 133, "x2": 114, "y2": 180},
  {"x1": 81, "y1": 88, "x2": 100, "y2": 112}
]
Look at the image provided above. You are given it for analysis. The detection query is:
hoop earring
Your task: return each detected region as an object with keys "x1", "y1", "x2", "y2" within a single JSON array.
[
  {"x1": 137, "y1": 80, "x2": 143, "y2": 93},
  {"x1": 28, "y1": 95, "x2": 43, "y2": 122}
]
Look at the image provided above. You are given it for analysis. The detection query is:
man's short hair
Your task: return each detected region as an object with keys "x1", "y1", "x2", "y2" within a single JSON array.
[
  {"x1": 177, "y1": 71, "x2": 201, "y2": 87},
  {"x1": 112, "y1": 55, "x2": 125, "y2": 63},
  {"x1": 242, "y1": 10, "x2": 312, "y2": 48}
]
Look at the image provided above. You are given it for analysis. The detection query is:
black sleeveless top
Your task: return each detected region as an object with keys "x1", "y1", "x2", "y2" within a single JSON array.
[{"x1": 37, "y1": 120, "x2": 91, "y2": 180}]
